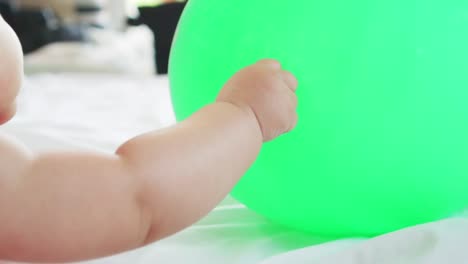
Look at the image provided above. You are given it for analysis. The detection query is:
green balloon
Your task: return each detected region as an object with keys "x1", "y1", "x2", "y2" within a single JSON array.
[{"x1": 169, "y1": 0, "x2": 468, "y2": 236}]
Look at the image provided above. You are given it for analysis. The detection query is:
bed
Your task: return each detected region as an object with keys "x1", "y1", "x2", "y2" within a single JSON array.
[{"x1": 1, "y1": 73, "x2": 468, "y2": 264}]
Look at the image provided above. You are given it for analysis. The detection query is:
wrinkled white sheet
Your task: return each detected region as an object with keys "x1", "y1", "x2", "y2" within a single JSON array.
[{"x1": 1, "y1": 74, "x2": 467, "y2": 264}]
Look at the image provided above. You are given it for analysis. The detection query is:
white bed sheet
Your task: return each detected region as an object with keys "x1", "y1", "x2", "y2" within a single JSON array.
[{"x1": 1, "y1": 73, "x2": 468, "y2": 264}]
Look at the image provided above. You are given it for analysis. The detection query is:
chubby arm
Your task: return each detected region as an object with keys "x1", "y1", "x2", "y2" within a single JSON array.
[
  {"x1": 0, "y1": 102, "x2": 262, "y2": 263},
  {"x1": 0, "y1": 60, "x2": 297, "y2": 263}
]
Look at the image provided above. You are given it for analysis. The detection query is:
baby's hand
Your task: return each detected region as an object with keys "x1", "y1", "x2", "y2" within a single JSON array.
[{"x1": 217, "y1": 59, "x2": 298, "y2": 142}]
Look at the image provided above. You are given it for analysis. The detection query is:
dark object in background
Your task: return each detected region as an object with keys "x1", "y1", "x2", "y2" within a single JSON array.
[
  {"x1": 0, "y1": 1, "x2": 85, "y2": 54},
  {"x1": 133, "y1": 2, "x2": 187, "y2": 74},
  {"x1": 0, "y1": 0, "x2": 14, "y2": 22},
  {"x1": 75, "y1": 1, "x2": 108, "y2": 29},
  {"x1": 1, "y1": 0, "x2": 186, "y2": 73}
]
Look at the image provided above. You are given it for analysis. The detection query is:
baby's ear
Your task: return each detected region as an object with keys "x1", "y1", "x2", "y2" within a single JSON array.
[
  {"x1": 0, "y1": 103, "x2": 16, "y2": 125},
  {"x1": 0, "y1": 16, "x2": 24, "y2": 109}
]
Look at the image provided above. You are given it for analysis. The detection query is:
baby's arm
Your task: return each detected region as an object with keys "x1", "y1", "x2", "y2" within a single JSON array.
[
  {"x1": 0, "y1": 102, "x2": 261, "y2": 262},
  {"x1": 0, "y1": 60, "x2": 297, "y2": 263}
]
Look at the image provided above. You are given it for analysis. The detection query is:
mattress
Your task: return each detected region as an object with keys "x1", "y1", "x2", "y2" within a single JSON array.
[{"x1": 1, "y1": 73, "x2": 467, "y2": 264}]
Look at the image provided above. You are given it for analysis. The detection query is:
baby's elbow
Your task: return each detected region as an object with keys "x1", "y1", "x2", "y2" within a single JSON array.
[
  {"x1": 115, "y1": 139, "x2": 131, "y2": 158},
  {"x1": 115, "y1": 146, "x2": 164, "y2": 246},
  {"x1": 133, "y1": 183, "x2": 170, "y2": 249},
  {"x1": 115, "y1": 137, "x2": 144, "y2": 164}
]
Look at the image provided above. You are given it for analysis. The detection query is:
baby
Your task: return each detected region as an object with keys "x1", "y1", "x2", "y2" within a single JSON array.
[{"x1": 0, "y1": 16, "x2": 298, "y2": 262}]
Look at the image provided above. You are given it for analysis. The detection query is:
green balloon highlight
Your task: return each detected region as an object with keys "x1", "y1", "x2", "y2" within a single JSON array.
[{"x1": 169, "y1": 0, "x2": 468, "y2": 236}]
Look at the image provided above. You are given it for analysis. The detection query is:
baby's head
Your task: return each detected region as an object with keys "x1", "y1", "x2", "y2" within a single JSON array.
[{"x1": 0, "y1": 15, "x2": 23, "y2": 125}]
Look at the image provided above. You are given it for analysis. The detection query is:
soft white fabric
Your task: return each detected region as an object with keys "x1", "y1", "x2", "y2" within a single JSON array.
[
  {"x1": 1, "y1": 74, "x2": 467, "y2": 264},
  {"x1": 3, "y1": 73, "x2": 173, "y2": 152},
  {"x1": 261, "y1": 218, "x2": 468, "y2": 264}
]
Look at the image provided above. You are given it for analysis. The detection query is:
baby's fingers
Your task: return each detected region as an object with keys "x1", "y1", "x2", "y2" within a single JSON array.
[{"x1": 281, "y1": 70, "x2": 298, "y2": 92}]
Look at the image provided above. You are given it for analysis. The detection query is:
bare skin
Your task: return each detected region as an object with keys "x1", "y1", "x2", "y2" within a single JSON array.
[{"x1": 0, "y1": 17, "x2": 298, "y2": 262}]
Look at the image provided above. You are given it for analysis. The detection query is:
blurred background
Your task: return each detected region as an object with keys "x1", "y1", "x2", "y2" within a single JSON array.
[{"x1": 0, "y1": 0, "x2": 188, "y2": 75}]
